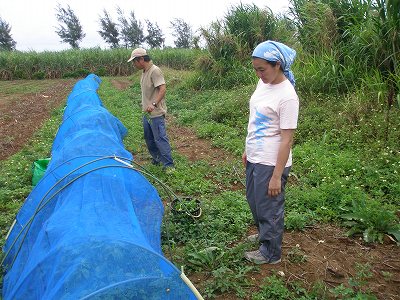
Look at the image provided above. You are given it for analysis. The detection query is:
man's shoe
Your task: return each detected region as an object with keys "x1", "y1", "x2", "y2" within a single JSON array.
[
  {"x1": 246, "y1": 233, "x2": 259, "y2": 243},
  {"x1": 151, "y1": 160, "x2": 161, "y2": 166},
  {"x1": 244, "y1": 250, "x2": 281, "y2": 265}
]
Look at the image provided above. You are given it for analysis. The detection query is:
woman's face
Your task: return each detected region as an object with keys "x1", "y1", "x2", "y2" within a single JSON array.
[{"x1": 252, "y1": 58, "x2": 283, "y2": 84}]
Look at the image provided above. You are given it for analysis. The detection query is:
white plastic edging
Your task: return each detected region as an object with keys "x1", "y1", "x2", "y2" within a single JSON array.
[{"x1": 180, "y1": 266, "x2": 204, "y2": 300}]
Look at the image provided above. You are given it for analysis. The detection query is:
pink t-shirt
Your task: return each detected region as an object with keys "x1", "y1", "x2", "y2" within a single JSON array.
[{"x1": 245, "y1": 79, "x2": 299, "y2": 167}]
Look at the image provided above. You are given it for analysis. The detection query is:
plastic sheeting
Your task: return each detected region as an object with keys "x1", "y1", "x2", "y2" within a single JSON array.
[{"x1": 2, "y1": 74, "x2": 198, "y2": 299}]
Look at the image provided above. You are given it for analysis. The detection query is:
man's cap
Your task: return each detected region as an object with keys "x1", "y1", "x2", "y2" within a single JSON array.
[{"x1": 127, "y1": 48, "x2": 147, "y2": 62}]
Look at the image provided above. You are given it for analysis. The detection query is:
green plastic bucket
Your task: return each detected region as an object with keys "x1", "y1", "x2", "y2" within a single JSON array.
[{"x1": 32, "y1": 158, "x2": 51, "y2": 186}]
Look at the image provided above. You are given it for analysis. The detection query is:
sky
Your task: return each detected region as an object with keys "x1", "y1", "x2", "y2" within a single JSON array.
[{"x1": 0, "y1": 0, "x2": 290, "y2": 52}]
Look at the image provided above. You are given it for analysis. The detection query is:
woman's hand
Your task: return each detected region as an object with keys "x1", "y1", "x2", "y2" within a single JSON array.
[
  {"x1": 242, "y1": 151, "x2": 247, "y2": 167},
  {"x1": 268, "y1": 176, "x2": 281, "y2": 197},
  {"x1": 267, "y1": 129, "x2": 294, "y2": 197}
]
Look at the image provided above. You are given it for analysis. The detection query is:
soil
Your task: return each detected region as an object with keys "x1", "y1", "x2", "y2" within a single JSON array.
[
  {"x1": 1, "y1": 78, "x2": 399, "y2": 300},
  {"x1": 0, "y1": 79, "x2": 76, "y2": 160}
]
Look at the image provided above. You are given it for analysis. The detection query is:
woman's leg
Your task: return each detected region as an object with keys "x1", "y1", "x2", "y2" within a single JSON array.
[{"x1": 253, "y1": 164, "x2": 290, "y2": 262}]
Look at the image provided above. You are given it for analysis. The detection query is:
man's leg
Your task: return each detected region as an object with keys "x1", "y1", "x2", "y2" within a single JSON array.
[
  {"x1": 149, "y1": 116, "x2": 174, "y2": 167},
  {"x1": 142, "y1": 115, "x2": 161, "y2": 164}
]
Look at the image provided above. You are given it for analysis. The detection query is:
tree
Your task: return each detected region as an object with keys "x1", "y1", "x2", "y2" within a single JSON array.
[
  {"x1": 98, "y1": 9, "x2": 119, "y2": 48},
  {"x1": 117, "y1": 7, "x2": 145, "y2": 48},
  {"x1": 170, "y1": 18, "x2": 193, "y2": 48},
  {"x1": 0, "y1": 17, "x2": 16, "y2": 51},
  {"x1": 145, "y1": 20, "x2": 164, "y2": 48},
  {"x1": 55, "y1": 4, "x2": 85, "y2": 49}
]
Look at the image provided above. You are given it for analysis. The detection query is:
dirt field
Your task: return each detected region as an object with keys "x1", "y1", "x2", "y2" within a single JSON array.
[{"x1": 1, "y1": 79, "x2": 399, "y2": 299}]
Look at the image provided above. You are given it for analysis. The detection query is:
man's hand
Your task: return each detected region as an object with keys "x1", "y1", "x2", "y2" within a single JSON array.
[{"x1": 145, "y1": 103, "x2": 156, "y2": 112}]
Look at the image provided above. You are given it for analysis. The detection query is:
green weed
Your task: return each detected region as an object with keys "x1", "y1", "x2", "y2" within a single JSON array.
[
  {"x1": 341, "y1": 198, "x2": 400, "y2": 244},
  {"x1": 285, "y1": 210, "x2": 315, "y2": 231},
  {"x1": 252, "y1": 275, "x2": 294, "y2": 300},
  {"x1": 330, "y1": 263, "x2": 376, "y2": 299},
  {"x1": 187, "y1": 246, "x2": 225, "y2": 272},
  {"x1": 287, "y1": 245, "x2": 307, "y2": 264}
]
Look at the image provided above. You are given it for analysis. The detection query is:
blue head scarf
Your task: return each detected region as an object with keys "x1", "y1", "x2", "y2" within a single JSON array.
[{"x1": 252, "y1": 40, "x2": 296, "y2": 86}]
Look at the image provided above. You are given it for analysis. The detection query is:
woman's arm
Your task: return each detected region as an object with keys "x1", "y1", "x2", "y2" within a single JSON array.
[{"x1": 268, "y1": 129, "x2": 295, "y2": 197}]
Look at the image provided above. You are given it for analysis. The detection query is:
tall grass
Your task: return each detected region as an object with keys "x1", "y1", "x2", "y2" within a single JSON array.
[
  {"x1": 192, "y1": 0, "x2": 399, "y2": 103},
  {"x1": 150, "y1": 48, "x2": 203, "y2": 70},
  {"x1": 193, "y1": 4, "x2": 281, "y2": 89},
  {"x1": 0, "y1": 47, "x2": 202, "y2": 80},
  {"x1": 289, "y1": 0, "x2": 339, "y2": 54},
  {"x1": 289, "y1": 0, "x2": 399, "y2": 97}
]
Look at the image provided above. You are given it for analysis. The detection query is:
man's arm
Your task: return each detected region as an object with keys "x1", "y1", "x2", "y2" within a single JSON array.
[
  {"x1": 154, "y1": 84, "x2": 166, "y2": 105},
  {"x1": 146, "y1": 84, "x2": 166, "y2": 112}
]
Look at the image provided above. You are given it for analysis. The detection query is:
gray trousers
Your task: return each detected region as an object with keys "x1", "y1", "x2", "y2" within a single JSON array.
[{"x1": 245, "y1": 162, "x2": 290, "y2": 262}]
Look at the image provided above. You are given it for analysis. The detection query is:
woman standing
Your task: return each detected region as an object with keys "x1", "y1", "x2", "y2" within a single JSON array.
[{"x1": 242, "y1": 40, "x2": 299, "y2": 264}]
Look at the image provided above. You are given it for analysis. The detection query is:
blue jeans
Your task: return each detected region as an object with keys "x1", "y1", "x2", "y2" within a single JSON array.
[
  {"x1": 245, "y1": 162, "x2": 290, "y2": 262},
  {"x1": 142, "y1": 115, "x2": 174, "y2": 168}
]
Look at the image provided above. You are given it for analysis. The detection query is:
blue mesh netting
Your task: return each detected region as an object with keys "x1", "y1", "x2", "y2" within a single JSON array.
[{"x1": 2, "y1": 74, "x2": 198, "y2": 300}]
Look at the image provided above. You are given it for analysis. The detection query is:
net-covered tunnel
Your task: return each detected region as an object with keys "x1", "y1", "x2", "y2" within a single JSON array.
[{"x1": 2, "y1": 74, "x2": 201, "y2": 300}]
